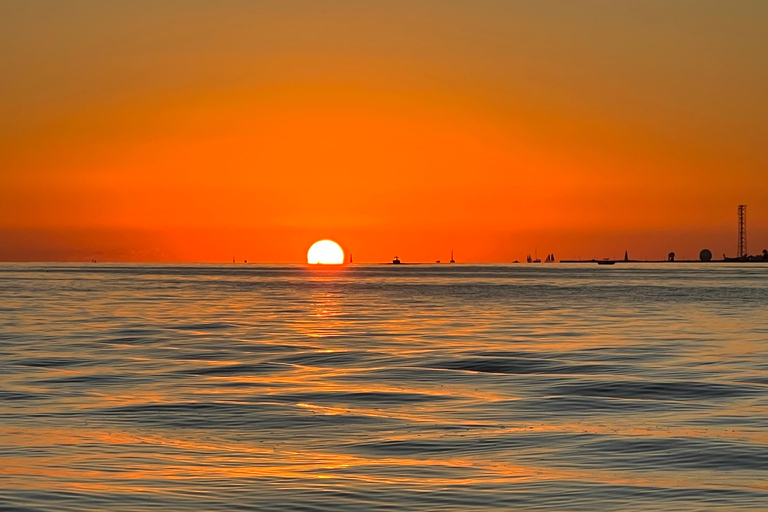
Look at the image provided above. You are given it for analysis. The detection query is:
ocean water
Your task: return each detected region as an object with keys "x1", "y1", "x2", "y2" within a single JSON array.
[{"x1": 1, "y1": 263, "x2": 767, "y2": 511}]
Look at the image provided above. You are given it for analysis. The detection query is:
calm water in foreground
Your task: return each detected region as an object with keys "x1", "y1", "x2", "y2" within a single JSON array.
[{"x1": 1, "y1": 263, "x2": 767, "y2": 511}]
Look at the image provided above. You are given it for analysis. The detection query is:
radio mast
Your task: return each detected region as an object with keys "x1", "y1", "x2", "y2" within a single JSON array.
[{"x1": 737, "y1": 205, "x2": 747, "y2": 258}]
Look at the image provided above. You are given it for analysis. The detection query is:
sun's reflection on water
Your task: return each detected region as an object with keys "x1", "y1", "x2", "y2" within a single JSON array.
[{"x1": 2, "y1": 264, "x2": 768, "y2": 509}]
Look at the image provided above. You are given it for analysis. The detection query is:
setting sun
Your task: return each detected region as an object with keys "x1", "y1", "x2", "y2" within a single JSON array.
[{"x1": 307, "y1": 240, "x2": 344, "y2": 265}]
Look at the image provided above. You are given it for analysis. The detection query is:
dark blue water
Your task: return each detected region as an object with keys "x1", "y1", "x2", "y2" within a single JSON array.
[{"x1": 1, "y1": 263, "x2": 767, "y2": 511}]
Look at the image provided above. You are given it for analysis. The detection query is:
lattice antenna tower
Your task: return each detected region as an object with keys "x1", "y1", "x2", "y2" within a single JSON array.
[{"x1": 737, "y1": 205, "x2": 747, "y2": 258}]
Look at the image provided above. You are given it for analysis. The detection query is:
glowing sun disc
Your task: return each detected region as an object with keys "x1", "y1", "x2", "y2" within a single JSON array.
[{"x1": 307, "y1": 240, "x2": 344, "y2": 265}]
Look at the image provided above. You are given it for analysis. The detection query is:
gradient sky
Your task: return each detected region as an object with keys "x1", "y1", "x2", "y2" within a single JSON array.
[{"x1": 1, "y1": 1, "x2": 767, "y2": 262}]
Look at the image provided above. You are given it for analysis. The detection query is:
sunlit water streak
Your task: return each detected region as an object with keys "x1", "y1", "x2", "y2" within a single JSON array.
[{"x1": 1, "y1": 263, "x2": 767, "y2": 511}]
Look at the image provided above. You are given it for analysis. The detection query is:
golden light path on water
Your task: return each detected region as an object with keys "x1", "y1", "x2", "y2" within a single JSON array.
[{"x1": 1, "y1": 263, "x2": 768, "y2": 511}]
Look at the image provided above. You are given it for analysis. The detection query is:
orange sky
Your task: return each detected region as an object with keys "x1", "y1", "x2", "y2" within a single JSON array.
[{"x1": 1, "y1": 1, "x2": 767, "y2": 262}]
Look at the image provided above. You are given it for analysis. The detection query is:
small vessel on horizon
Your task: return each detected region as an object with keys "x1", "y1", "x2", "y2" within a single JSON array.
[
  {"x1": 450, "y1": 250, "x2": 455, "y2": 263},
  {"x1": 392, "y1": 256, "x2": 401, "y2": 264}
]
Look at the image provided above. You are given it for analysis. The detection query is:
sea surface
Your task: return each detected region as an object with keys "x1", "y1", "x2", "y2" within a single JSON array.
[{"x1": 1, "y1": 263, "x2": 768, "y2": 511}]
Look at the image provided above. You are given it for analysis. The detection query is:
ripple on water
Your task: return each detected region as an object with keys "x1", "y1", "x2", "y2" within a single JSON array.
[{"x1": 1, "y1": 263, "x2": 767, "y2": 511}]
